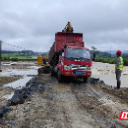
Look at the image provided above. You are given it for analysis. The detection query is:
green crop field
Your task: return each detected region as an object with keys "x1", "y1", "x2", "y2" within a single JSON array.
[
  {"x1": 95, "y1": 56, "x2": 128, "y2": 66},
  {"x1": 1, "y1": 54, "x2": 37, "y2": 61}
]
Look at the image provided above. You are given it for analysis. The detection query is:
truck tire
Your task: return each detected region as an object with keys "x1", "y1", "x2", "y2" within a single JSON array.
[
  {"x1": 38, "y1": 68, "x2": 43, "y2": 75},
  {"x1": 50, "y1": 66, "x2": 54, "y2": 76},
  {"x1": 57, "y1": 69, "x2": 62, "y2": 82},
  {"x1": 43, "y1": 66, "x2": 50, "y2": 74},
  {"x1": 83, "y1": 77, "x2": 88, "y2": 83}
]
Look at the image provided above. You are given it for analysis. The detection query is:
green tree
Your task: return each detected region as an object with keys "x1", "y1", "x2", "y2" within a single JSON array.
[
  {"x1": 91, "y1": 46, "x2": 100, "y2": 57},
  {"x1": 91, "y1": 46, "x2": 97, "y2": 52}
]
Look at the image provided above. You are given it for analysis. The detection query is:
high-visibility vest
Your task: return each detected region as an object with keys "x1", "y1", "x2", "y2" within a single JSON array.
[{"x1": 115, "y1": 57, "x2": 123, "y2": 70}]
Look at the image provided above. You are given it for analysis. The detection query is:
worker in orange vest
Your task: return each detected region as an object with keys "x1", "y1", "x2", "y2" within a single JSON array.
[{"x1": 115, "y1": 50, "x2": 123, "y2": 89}]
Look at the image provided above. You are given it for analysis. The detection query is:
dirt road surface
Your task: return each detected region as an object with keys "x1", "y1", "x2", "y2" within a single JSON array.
[{"x1": 0, "y1": 73, "x2": 128, "y2": 128}]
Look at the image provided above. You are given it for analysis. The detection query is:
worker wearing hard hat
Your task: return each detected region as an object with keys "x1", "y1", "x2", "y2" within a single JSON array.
[{"x1": 115, "y1": 50, "x2": 123, "y2": 89}]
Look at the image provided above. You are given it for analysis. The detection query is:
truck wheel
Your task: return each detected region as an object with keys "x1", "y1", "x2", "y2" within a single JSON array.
[
  {"x1": 38, "y1": 68, "x2": 40, "y2": 75},
  {"x1": 50, "y1": 66, "x2": 54, "y2": 76},
  {"x1": 38, "y1": 68, "x2": 42, "y2": 75},
  {"x1": 58, "y1": 69, "x2": 62, "y2": 82},
  {"x1": 83, "y1": 77, "x2": 88, "y2": 83}
]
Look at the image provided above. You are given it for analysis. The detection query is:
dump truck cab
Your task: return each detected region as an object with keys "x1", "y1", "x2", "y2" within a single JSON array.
[{"x1": 54, "y1": 45, "x2": 92, "y2": 82}]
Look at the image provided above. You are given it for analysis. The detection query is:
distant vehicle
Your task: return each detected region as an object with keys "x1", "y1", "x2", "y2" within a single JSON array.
[{"x1": 48, "y1": 22, "x2": 92, "y2": 82}]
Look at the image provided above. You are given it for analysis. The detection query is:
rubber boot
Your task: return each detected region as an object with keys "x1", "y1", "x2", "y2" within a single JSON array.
[
  {"x1": 119, "y1": 81, "x2": 121, "y2": 89},
  {"x1": 117, "y1": 81, "x2": 120, "y2": 89}
]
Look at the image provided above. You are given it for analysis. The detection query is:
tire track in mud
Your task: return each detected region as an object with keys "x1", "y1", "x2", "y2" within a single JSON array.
[
  {"x1": 71, "y1": 83, "x2": 128, "y2": 128},
  {"x1": 48, "y1": 80, "x2": 100, "y2": 128},
  {"x1": 31, "y1": 77, "x2": 128, "y2": 128}
]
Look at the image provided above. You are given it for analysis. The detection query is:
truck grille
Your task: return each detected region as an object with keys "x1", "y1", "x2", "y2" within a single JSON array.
[{"x1": 70, "y1": 64, "x2": 87, "y2": 70}]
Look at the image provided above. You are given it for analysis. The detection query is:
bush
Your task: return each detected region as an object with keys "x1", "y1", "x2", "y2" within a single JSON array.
[
  {"x1": 95, "y1": 57, "x2": 128, "y2": 66},
  {"x1": 11, "y1": 58, "x2": 18, "y2": 61}
]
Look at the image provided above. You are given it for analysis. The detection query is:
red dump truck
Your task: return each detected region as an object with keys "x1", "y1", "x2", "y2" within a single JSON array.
[{"x1": 49, "y1": 32, "x2": 92, "y2": 82}]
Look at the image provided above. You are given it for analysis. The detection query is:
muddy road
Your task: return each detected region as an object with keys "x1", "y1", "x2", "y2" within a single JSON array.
[{"x1": 1, "y1": 74, "x2": 128, "y2": 128}]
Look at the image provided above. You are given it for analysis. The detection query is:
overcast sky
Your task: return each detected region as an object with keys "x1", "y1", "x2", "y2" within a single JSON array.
[{"x1": 0, "y1": 0, "x2": 128, "y2": 52}]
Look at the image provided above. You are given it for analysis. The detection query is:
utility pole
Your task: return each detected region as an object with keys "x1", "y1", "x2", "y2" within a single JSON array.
[
  {"x1": 0, "y1": 40, "x2": 2, "y2": 72},
  {"x1": 110, "y1": 45, "x2": 112, "y2": 58}
]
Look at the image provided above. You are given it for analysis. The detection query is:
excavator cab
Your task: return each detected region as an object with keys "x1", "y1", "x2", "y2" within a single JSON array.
[
  {"x1": 42, "y1": 58, "x2": 49, "y2": 65},
  {"x1": 62, "y1": 22, "x2": 74, "y2": 33}
]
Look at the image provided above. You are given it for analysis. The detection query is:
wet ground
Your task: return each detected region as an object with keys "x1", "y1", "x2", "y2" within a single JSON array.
[
  {"x1": 0, "y1": 61, "x2": 40, "y2": 77},
  {"x1": 92, "y1": 62, "x2": 128, "y2": 87},
  {"x1": 0, "y1": 61, "x2": 41, "y2": 122},
  {"x1": 0, "y1": 61, "x2": 128, "y2": 128},
  {"x1": 0, "y1": 74, "x2": 128, "y2": 128}
]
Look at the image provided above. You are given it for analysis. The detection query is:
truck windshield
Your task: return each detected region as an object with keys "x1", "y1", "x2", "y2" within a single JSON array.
[{"x1": 66, "y1": 48, "x2": 91, "y2": 60}]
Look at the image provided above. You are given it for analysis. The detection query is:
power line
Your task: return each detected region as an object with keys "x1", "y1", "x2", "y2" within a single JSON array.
[
  {"x1": 1, "y1": 40, "x2": 44, "y2": 53},
  {"x1": 2, "y1": 41, "x2": 27, "y2": 50}
]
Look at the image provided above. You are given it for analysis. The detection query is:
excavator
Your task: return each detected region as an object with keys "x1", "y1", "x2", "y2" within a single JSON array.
[
  {"x1": 37, "y1": 56, "x2": 50, "y2": 74},
  {"x1": 38, "y1": 21, "x2": 73, "y2": 75},
  {"x1": 37, "y1": 56, "x2": 49, "y2": 66}
]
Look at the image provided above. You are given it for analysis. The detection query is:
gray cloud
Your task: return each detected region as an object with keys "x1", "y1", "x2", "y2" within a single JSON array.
[{"x1": 0, "y1": 0, "x2": 128, "y2": 52}]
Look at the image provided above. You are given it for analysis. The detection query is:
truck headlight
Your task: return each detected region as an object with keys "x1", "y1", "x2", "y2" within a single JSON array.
[
  {"x1": 64, "y1": 65, "x2": 70, "y2": 70},
  {"x1": 86, "y1": 67, "x2": 91, "y2": 71}
]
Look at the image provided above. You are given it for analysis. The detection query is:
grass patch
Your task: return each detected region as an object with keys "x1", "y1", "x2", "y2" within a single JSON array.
[
  {"x1": 95, "y1": 57, "x2": 128, "y2": 66},
  {"x1": 2, "y1": 54, "x2": 37, "y2": 61}
]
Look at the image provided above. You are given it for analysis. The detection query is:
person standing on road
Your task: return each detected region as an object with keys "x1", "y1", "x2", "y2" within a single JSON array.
[{"x1": 115, "y1": 50, "x2": 123, "y2": 89}]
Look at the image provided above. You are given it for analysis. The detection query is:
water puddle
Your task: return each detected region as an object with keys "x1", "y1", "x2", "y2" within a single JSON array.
[
  {"x1": 4, "y1": 77, "x2": 33, "y2": 89},
  {"x1": 2, "y1": 62, "x2": 18, "y2": 65},
  {"x1": 92, "y1": 62, "x2": 128, "y2": 88},
  {"x1": 0, "y1": 69, "x2": 38, "y2": 77},
  {"x1": 27, "y1": 66, "x2": 41, "y2": 69},
  {"x1": 3, "y1": 93, "x2": 14, "y2": 100},
  {"x1": 92, "y1": 75, "x2": 128, "y2": 87}
]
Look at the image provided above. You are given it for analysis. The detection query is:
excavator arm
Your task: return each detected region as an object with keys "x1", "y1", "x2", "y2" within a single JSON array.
[{"x1": 62, "y1": 22, "x2": 74, "y2": 33}]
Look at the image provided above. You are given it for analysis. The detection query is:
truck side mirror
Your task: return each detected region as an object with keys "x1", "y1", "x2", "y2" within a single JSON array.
[{"x1": 64, "y1": 45, "x2": 67, "y2": 49}]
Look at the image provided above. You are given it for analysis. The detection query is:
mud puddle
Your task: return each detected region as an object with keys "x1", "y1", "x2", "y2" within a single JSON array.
[
  {"x1": 92, "y1": 74, "x2": 128, "y2": 87},
  {"x1": 0, "y1": 69, "x2": 38, "y2": 77},
  {"x1": 4, "y1": 76, "x2": 33, "y2": 89},
  {"x1": 3, "y1": 93, "x2": 14, "y2": 100}
]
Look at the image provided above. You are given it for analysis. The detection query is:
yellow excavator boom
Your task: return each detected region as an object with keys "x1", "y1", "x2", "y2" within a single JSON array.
[{"x1": 62, "y1": 21, "x2": 74, "y2": 33}]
